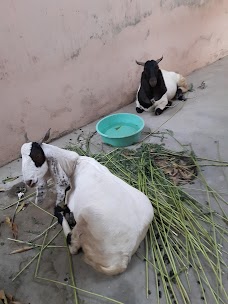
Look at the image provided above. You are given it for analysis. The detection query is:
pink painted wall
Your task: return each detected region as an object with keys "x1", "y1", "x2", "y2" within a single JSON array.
[{"x1": 0, "y1": 0, "x2": 227, "y2": 166}]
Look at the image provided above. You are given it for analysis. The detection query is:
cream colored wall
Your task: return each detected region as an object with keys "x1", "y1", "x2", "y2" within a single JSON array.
[{"x1": 0, "y1": 0, "x2": 227, "y2": 166}]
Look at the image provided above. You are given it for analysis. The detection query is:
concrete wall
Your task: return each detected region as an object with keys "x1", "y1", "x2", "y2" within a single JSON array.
[{"x1": 0, "y1": 0, "x2": 227, "y2": 166}]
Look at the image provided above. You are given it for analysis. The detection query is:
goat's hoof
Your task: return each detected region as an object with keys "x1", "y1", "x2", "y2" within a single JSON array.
[
  {"x1": 69, "y1": 246, "x2": 81, "y2": 255},
  {"x1": 167, "y1": 101, "x2": 172, "y2": 106},
  {"x1": 177, "y1": 94, "x2": 186, "y2": 101},
  {"x1": 136, "y1": 107, "x2": 144, "y2": 113},
  {"x1": 155, "y1": 108, "x2": 163, "y2": 115}
]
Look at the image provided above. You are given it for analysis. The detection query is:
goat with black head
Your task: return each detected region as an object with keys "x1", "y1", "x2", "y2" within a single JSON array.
[
  {"x1": 135, "y1": 56, "x2": 190, "y2": 115},
  {"x1": 22, "y1": 129, "x2": 70, "y2": 206}
]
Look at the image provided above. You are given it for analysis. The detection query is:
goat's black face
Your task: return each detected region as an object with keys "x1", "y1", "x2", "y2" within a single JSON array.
[{"x1": 144, "y1": 60, "x2": 160, "y2": 87}]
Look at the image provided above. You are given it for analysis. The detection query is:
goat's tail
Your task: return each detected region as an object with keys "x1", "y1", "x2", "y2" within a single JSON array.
[{"x1": 177, "y1": 75, "x2": 189, "y2": 93}]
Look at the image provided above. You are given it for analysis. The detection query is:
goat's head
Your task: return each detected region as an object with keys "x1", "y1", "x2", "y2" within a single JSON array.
[
  {"x1": 21, "y1": 129, "x2": 51, "y2": 188},
  {"x1": 136, "y1": 56, "x2": 163, "y2": 87}
]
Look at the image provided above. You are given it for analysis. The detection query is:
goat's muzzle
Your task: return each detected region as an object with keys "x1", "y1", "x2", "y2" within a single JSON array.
[
  {"x1": 149, "y1": 78, "x2": 157, "y2": 87},
  {"x1": 25, "y1": 179, "x2": 37, "y2": 188}
]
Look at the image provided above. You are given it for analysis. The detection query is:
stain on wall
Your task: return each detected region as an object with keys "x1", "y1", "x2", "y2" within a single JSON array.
[
  {"x1": 160, "y1": 0, "x2": 210, "y2": 9},
  {"x1": 0, "y1": 0, "x2": 227, "y2": 166}
]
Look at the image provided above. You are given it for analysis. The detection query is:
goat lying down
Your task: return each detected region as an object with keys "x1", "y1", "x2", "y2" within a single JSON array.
[
  {"x1": 135, "y1": 56, "x2": 190, "y2": 115},
  {"x1": 21, "y1": 130, "x2": 154, "y2": 275}
]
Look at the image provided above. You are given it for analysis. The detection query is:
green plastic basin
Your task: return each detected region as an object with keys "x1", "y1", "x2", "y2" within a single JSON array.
[{"x1": 96, "y1": 113, "x2": 145, "y2": 147}]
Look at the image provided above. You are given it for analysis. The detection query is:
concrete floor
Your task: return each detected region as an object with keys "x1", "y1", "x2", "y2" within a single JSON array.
[{"x1": 0, "y1": 57, "x2": 228, "y2": 304}]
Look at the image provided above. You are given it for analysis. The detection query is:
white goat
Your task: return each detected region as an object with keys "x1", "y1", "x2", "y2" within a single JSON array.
[{"x1": 21, "y1": 130, "x2": 154, "y2": 275}]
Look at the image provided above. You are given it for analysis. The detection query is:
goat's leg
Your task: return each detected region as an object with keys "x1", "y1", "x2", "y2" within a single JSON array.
[
  {"x1": 55, "y1": 181, "x2": 70, "y2": 207},
  {"x1": 63, "y1": 207, "x2": 76, "y2": 229},
  {"x1": 67, "y1": 227, "x2": 81, "y2": 255},
  {"x1": 136, "y1": 87, "x2": 153, "y2": 113},
  {"x1": 54, "y1": 206, "x2": 80, "y2": 254},
  {"x1": 135, "y1": 99, "x2": 145, "y2": 113},
  {"x1": 175, "y1": 88, "x2": 186, "y2": 101},
  {"x1": 62, "y1": 185, "x2": 76, "y2": 228},
  {"x1": 54, "y1": 204, "x2": 76, "y2": 229},
  {"x1": 48, "y1": 157, "x2": 71, "y2": 206},
  {"x1": 54, "y1": 184, "x2": 76, "y2": 228},
  {"x1": 154, "y1": 95, "x2": 169, "y2": 115},
  {"x1": 55, "y1": 206, "x2": 81, "y2": 254},
  {"x1": 35, "y1": 179, "x2": 48, "y2": 204},
  {"x1": 136, "y1": 107, "x2": 144, "y2": 113}
]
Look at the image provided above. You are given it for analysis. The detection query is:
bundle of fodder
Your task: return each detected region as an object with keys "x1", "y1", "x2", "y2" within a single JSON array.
[{"x1": 67, "y1": 143, "x2": 227, "y2": 304}]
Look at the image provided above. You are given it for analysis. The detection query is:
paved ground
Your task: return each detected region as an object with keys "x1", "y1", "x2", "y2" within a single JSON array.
[{"x1": 0, "y1": 57, "x2": 227, "y2": 304}]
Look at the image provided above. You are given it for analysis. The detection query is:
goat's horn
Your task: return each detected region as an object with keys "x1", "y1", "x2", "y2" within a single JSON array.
[
  {"x1": 156, "y1": 56, "x2": 163, "y2": 64},
  {"x1": 39, "y1": 128, "x2": 51, "y2": 144},
  {"x1": 24, "y1": 132, "x2": 30, "y2": 143},
  {"x1": 136, "y1": 60, "x2": 145, "y2": 66}
]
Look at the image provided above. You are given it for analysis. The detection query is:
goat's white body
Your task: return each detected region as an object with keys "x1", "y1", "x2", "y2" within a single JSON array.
[
  {"x1": 136, "y1": 69, "x2": 188, "y2": 112},
  {"x1": 162, "y1": 70, "x2": 182, "y2": 99},
  {"x1": 26, "y1": 144, "x2": 154, "y2": 275},
  {"x1": 65, "y1": 156, "x2": 153, "y2": 274}
]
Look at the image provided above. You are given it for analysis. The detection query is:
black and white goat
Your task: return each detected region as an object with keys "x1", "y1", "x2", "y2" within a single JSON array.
[
  {"x1": 135, "y1": 56, "x2": 190, "y2": 115},
  {"x1": 21, "y1": 129, "x2": 154, "y2": 275}
]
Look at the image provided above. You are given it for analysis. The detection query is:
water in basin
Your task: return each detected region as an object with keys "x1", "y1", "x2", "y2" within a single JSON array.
[{"x1": 104, "y1": 122, "x2": 138, "y2": 138}]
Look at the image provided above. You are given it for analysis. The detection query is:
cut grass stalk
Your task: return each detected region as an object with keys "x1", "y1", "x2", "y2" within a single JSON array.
[
  {"x1": 150, "y1": 167, "x2": 185, "y2": 302},
  {"x1": 12, "y1": 201, "x2": 20, "y2": 224},
  {"x1": 28, "y1": 221, "x2": 58, "y2": 243},
  {"x1": 145, "y1": 235, "x2": 149, "y2": 298},
  {"x1": 192, "y1": 159, "x2": 226, "y2": 294},
  {"x1": 12, "y1": 229, "x2": 62, "y2": 281},
  {"x1": 151, "y1": 226, "x2": 178, "y2": 304},
  {"x1": 189, "y1": 244, "x2": 227, "y2": 304},
  {"x1": 153, "y1": 218, "x2": 189, "y2": 304},
  {"x1": 148, "y1": 226, "x2": 160, "y2": 304},
  {"x1": 65, "y1": 237, "x2": 79, "y2": 304},
  {"x1": 7, "y1": 238, "x2": 66, "y2": 248},
  {"x1": 36, "y1": 276, "x2": 124, "y2": 304},
  {"x1": 30, "y1": 202, "x2": 56, "y2": 218},
  {"x1": 8, "y1": 238, "x2": 39, "y2": 248},
  {"x1": 35, "y1": 219, "x2": 54, "y2": 277},
  {"x1": 0, "y1": 191, "x2": 36, "y2": 210}
]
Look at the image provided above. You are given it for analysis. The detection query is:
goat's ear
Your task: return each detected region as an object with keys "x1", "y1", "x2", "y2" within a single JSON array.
[
  {"x1": 136, "y1": 60, "x2": 145, "y2": 66},
  {"x1": 156, "y1": 70, "x2": 167, "y2": 99},
  {"x1": 156, "y1": 56, "x2": 163, "y2": 64},
  {"x1": 24, "y1": 132, "x2": 30, "y2": 143},
  {"x1": 39, "y1": 128, "x2": 51, "y2": 144}
]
